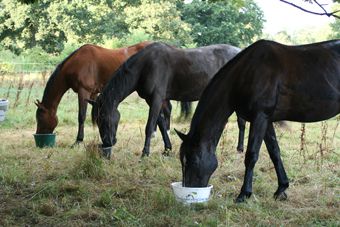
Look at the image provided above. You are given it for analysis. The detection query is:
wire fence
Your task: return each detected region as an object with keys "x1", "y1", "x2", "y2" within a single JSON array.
[
  {"x1": 0, "y1": 62, "x2": 55, "y2": 74},
  {"x1": 0, "y1": 62, "x2": 55, "y2": 108}
]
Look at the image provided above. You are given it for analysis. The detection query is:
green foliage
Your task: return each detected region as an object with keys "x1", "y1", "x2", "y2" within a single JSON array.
[
  {"x1": 123, "y1": 29, "x2": 152, "y2": 46},
  {"x1": 329, "y1": 3, "x2": 340, "y2": 39},
  {"x1": 180, "y1": 0, "x2": 264, "y2": 47},
  {"x1": 264, "y1": 24, "x2": 333, "y2": 45},
  {"x1": 0, "y1": 0, "x2": 126, "y2": 54},
  {"x1": 0, "y1": 42, "x2": 79, "y2": 73},
  {"x1": 124, "y1": 0, "x2": 194, "y2": 46},
  {"x1": 1, "y1": 0, "x2": 266, "y2": 59}
]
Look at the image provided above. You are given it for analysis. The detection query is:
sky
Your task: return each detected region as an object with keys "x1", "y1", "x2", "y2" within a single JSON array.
[{"x1": 255, "y1": 0, "x2": 336, "y2": 34}]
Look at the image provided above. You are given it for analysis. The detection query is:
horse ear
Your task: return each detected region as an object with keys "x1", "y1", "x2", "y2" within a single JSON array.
[
  {"x1": 34, "y1": 99, "x2": 41, "y2": 107},
  {"x1": 86, "y1": 99, "x2": 96, "y2": 106},
  {"x1": 174, "y1": 128, "x2": 187, "y2": 141},
  {"x1": 34, "y1": 99, "x2": 47, "y2": 110}
]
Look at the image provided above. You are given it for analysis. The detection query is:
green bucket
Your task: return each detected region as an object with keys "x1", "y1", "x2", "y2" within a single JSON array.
[{"x1": 34, "y1": 133, "x2": 56, "y2": 148}]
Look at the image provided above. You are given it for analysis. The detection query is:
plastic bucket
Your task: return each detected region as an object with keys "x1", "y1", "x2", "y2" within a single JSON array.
[
  {"x1": 0, "y1": 110, "x2": 5, "y2": 121},
  {"x1": 171, "y1": 182, "x2": 213, "y2": 204},
  {"x1": 34, "y1": 133, "x2": 56, "y2": 148},
  {"x1": 0, "y1": 99, "x2": 9, "y2": 112}
]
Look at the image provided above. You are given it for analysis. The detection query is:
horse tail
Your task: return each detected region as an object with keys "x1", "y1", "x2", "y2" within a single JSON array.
[
  {"x1": 91, "y1": 105, "x2": 97, "y2": 126},
  {"x1": 179, "y1": 101, "x2": 192, "y2": 119}
]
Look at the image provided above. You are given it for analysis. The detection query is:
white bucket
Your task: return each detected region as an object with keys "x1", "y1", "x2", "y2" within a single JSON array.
[
  {"x1": 0, "y1": 110, "x2": 5, "y2": 121},
  {"x1": 0, "y1": 99, "x2": 9, "y2": 112},
  {"x1": 171, "y1": 182, "x2": 213, "y2": 204}
]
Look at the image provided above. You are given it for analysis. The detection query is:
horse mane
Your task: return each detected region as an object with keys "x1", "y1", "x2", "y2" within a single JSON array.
[
  {"x1": 101, "y1": 42, "x2": 166, "y2": 96},
  {"x1": 91, "y1": 42, "x2": 166, "y2": 125},
  {"x1": 42, "y1": 46, "x2": 83, "y2": 101}
]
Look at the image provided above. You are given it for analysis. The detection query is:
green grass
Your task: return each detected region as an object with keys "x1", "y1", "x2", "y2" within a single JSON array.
[{"x1": 0, "y1": 73, "x2": 339, "y2": 226}]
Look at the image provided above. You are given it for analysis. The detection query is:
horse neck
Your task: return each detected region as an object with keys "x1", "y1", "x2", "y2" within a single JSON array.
[
  {"x1": 104, "y1": 64, "x2": 140, "y2": 105},
  {"x1": 188, "y1": 70, "x2": 235, "y2": 149},
  {"x1": 331, "y1": 40, "x2": 340, "y2": 55},
  {"x1": 41, "y1": 72, "x2": 69, "y2": 113}
]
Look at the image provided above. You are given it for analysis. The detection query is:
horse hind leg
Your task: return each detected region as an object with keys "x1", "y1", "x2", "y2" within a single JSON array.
[
  {"x1": 163, "y1": 100, "x2": 172, "y2": 131},
  {"x1": 236, "y1": 114, "x2": 246, "y2": 153},
  {"x1": 152, "y1": 100, "x2": 171, "y2": 137},
  {"x1": 157, "y1": 111, "x2": 172, "y2": 156},
  {"x1": 73, "y1": 89, "x2": 90, "y2": 146},
  {"x1": 264, "y1": 123, "x2": 289, "y2": 201}
]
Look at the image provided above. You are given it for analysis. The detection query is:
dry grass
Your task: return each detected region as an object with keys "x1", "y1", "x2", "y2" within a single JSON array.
[{"x1": 0, "y1": 75, "x2": 339, "y2": 226}]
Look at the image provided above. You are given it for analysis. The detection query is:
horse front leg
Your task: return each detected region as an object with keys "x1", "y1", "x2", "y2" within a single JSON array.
[
  {"x1": 236, "y1": 112, "x2": 268, "y2": 203},
  {"x1": 236, "y1": 114, "x2": 246, "y2": 153},
  {"x1": 264, "y1": 123, "x2": 289, "y2": 200},
  {"x1": 142, "y1": 96, "x2": 163, "y2": 157},
  {"x1": 73, "y1": 89, "x2": 90, "y2": 146}
]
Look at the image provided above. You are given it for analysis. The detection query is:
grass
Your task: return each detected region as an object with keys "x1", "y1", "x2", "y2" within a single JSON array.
[{"x1": 0, "y1": 73, "x2": 339, "y2": 226}]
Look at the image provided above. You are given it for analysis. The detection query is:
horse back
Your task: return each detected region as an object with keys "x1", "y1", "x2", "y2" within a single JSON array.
[
  {"x1": 60, "y1": 42, "x2": 152, "y2": 93},
  {"x1": 163, "y1": 44, "x2": 240, "y2": 101},
  {"x1": 228, "y1": 39, "x2": 340, "y2": 122}
]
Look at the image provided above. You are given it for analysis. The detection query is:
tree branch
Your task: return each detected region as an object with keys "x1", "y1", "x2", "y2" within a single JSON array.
[{"x1": 279, "y1": 0, "x2": 340, "y2": 19}]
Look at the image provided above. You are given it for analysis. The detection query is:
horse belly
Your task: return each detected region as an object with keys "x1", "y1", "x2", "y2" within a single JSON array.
[
  {"x1": 167, "y1": 72, "x2": 210, "y2": 101},
  {"x1": 273, "y1": 92, "x2": 340, "y2": 122}
]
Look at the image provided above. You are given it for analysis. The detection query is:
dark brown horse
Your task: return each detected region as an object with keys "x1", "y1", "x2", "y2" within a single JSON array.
[
  {"x1": 175, "y1": 39, "x2": 340, "y2": 203},
  {"x1": 90, "y1": 42, "x2": 242, "y2": 157},
  {"x1": 35, "y1": 41, "x2": 155, "y2": 145}
]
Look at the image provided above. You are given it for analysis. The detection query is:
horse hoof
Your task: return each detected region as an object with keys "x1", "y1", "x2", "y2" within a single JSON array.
[
  {"x1": 141, "y1": 152, "x2": 149, "y2": 158},
  {"x1": 274, "y1": 191, "x2": 288, "y2": 201},
  {"x1": 71, "y1": 141, "x2": 82, "y2": 148},
  {"x1": 235, "y1": 196, "x2": 247, "y2": 203},
  {"x1": 162, "y1": 148, "x2": 171, "y2": 156},
  {"x1": 235, "y1": 191, "x2": 251, "y2": 203}
]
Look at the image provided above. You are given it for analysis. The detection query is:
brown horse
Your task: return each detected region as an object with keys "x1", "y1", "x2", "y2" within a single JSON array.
[
  {"x1": 35, "y1": 41, "x2": 153, "y2": 145},
  {"x1": 176, "y1": 39, "x2": 340, "y2": 203}
]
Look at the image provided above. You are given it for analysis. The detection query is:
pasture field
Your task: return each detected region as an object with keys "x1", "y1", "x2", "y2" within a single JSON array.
[{"x1": 0, "y1": 73, "x2": 339, "y2": 226}]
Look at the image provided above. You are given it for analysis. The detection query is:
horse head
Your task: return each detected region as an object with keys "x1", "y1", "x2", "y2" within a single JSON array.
[
  {"x1": 175, "y1": 129, "x2": 218, "y2": 187},
  {"x1": 88, "y1": 95, "x2": 120, "y2": 148},
  {"x1": 35, "y1": 99, "x2": 58, "y2": 134}
]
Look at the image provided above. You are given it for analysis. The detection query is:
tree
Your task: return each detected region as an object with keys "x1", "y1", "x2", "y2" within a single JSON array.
[
  {"x1": 280, "y1": 0, "x2": 340, "y2": 19},
  {"x1": 0, "y1": 0, "x2": 126, "y2": 54},
  {"x1": 180, "y1": 0, "x2": 264, "y2": 47},
  {"x1": 124, "y1": 0, "x2": 194, "y2": 46},
  {"x1": 328, "y1": 3, "x2": 340, "y2": 38}
]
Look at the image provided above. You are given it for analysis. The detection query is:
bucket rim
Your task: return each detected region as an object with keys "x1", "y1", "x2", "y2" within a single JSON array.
[
  {"x1": 33, "y1": 133, "x2": 56, "y2": 136},
  {"x1": 171, "y1": 181, "x2": 213, "y2": 190}
]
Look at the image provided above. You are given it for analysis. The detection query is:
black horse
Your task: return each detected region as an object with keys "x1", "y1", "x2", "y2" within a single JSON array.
[
  {"x1": 175, "y1": 39, "x2": 340, "y2": 203},
  {"x1": 90, "y1": 42, "x2": 243, "y2": 157}
]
